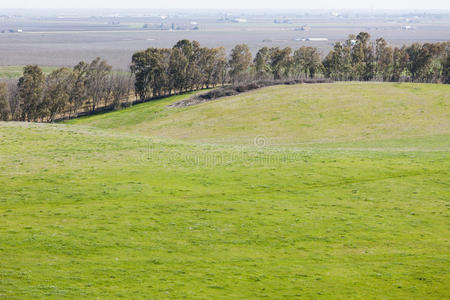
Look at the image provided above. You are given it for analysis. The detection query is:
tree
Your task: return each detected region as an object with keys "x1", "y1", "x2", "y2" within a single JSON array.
[
  {"x1": 323, "y1": 42, "x2": 351, "y2": 80},
  {"x1": 69, "y1": 61, "x2": 89, "y2": 116},
  {"x1": 131, "y1": 48, "x2": 171, "y2": 99},
  {"x1": 172, "y1": 40, "x2": 202, "y2": 91},
  {"x1": 5, "y1": 80, "x2": 19, "y2": 120},
  {"x1": 0, "y1": 83, "x2": 10, "y2": 121},
  {"x1": 85, "y1": 58, "x2": 112, "y2": 111},
  {"x1": 17, "y1": 65, "x2": 45, "y2": 121},
  {"x1": 375, "y1": 38, "x2": 394, "y2": 81},
  {"x1": 254, "y1": 47, "x2": 272, "y2": 80},
  {"x1": 133, "y1": 41, "x2": 228, "y2": 98},
  {"x1": 352, "y1": 32, "x2": 375, "y2": 81},
  {"x1": 443, "y1": 55, "x2": 450, "y2": 84},
  {"x1": 131, "y1": 50, "x2": 150, "y2": 99},
  {"x1": 108, "y1": 74, "x2": 133, "y2": 109},
  {"x1": 188, "y1": 41, "x2": 203, "y2": 90},
  {"x1": 211, "y1": 47, "x2": 228, "y2": 86},
  {"x1": 42, "y1": 68, "x2": 73, "y2": 122},
  {"x1": 293, "y1": 46, "x2": 322, "y2": 79},
  {"x1": 229, "y1": 44, "x2": 252, "y2": 84},
  {"x1": 269, "y1": 47, "x2": 292, "y2": 79},
  {"x1": 439, "y1": 42, "x2": 450, "y2": 83},
  {"x1": 150, "y1": 49, "x2": 171, "y2": 97},
  {"x1": 406, "y1": 43, "x2": 433, "y2": 81},
  {"x1": 169, "y1": 47, "x2": 189, "y2": 93},
  {"x1": 422, "y1": 42, "x2": 447, "y2": 83},
  {"x1": 392, "y1": 46, "x2": 409, "y2": 81}
]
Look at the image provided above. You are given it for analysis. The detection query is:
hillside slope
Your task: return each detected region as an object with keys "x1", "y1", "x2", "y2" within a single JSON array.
[
  {"x1": 68, "y1": 82, "x2": 450, "y2": 147},
  {"x1": 1, "y1": 82, "x2": 449, "y2": 298}
]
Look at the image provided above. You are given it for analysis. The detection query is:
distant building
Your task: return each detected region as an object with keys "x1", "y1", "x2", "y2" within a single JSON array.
[
  {"x1": 274, "y1": 19, "x2": 292, "y2": 24},
  {"x1": 217, "y1": 17, "x2": 247, "y2": 23},
  {"x1": 304, "y1": 37, "x2": 328, "y2": 42},
  {"x1": 401, "y1": 25, "x2": 414, "y2": 30},
  {"x1": 294, "y1": 25, "x2": 311, "y2": 31},
  {"x1": 233, "y1": 18, "x2": 247, "y2": 23},
  {"x1": 17, "y1": 29, "x2": 23, "y2": 33}
]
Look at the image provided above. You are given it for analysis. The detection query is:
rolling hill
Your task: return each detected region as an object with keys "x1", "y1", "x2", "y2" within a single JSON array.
[
  {"x1": 1, "y1": 82, "x2": 449, "y2": 298},
  {"x1": 68, "y1": 82, "x2": 450, "y2": 148}
]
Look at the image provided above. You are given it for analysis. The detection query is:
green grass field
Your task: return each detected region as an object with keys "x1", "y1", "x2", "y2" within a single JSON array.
[
  {"x1": 0, "y1": 66, "x2": 131, "y2": 80},
  {"x1": 0, "y1": 66, "x2": 60, "y2": 79},
  {"x1": 1, "y1": 82, "x2": 449, "y2": 298}
]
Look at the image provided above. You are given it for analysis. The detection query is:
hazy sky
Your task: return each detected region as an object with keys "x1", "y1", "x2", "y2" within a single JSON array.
[{"x1": 1, "y1": 0, "x2": 449, "y2": 10}]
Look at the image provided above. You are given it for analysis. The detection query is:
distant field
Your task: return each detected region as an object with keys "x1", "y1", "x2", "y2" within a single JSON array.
[
  {"x1": 0, "y1": 9, "x2": 449, "y2": 68},
  {"x1": 0, "y1": 65, "x2": 131, "y2": 80},
  {"x1": 0, "y1": 65, "x2": 59, "y2": 79},
  {"x1": 1, "y1": 82, "x2": 449, "y2": 298}
]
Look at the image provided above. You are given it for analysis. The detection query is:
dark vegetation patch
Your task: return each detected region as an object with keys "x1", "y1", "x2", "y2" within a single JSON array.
[{"x1": 169, "y1": 78, "x2": 333, "y2": 108}]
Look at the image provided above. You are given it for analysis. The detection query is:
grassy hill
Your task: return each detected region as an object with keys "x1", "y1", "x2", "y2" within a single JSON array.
[
  {"x1": 68, "y1": 82, "x2": 450, "y2": 147},
  {"x1": 1, "y1": 82, "x2": 449, "y2": 298}
]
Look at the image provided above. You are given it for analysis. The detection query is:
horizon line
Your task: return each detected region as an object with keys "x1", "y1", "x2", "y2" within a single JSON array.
[{"x1": 2, "y1": 7, "x2": 450, "y2": 11}]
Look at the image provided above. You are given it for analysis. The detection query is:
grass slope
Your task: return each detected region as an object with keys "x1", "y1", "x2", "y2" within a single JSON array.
[
  {"x1": 68, "y1": 82, "x2": 450, "y2": 147},
  {"x1": 1, "y1": 82, "x2": 449, "y2": 298}
]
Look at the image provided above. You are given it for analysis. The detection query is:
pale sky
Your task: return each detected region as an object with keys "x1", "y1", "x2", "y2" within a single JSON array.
[{"x1": 1, "y1": 0, "x2": 449, "y2": 10}]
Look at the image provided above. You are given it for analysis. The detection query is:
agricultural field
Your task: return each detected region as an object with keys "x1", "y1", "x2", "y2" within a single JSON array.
[
  {"x1": 0, "y1": 66, "x2": 59, "y2": 79},
  {"x1": 0, "y1": 82, "x2": 448, "y2": 298},
  {"x1": 1, "y1": 9, "x2": 449, "y2": 68}
]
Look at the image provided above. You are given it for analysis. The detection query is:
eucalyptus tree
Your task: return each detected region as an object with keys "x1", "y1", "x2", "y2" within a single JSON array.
[
  {"x1": 17, "y1": 65, "x2": 45, "y2": 121},
  {"x1": 254, "y1": 47, "x2": 272, "y2": 80},
  {"x1": 375, "y1": 38, "x2": 394, "y2": 81},
  {"x1": 42, "y1": 67, "x2": 73, "y2": 122},
  {"x1": 392, "y1": 46, "x2": 409, "y2": 81},
  {"x1": 352, "y1": 32, "x2": 375, "y2": 81},
  {"x1": 229, "y1": 44, "x2": 252, "y2": 84},
  {"x1": 269, "y1": 47, "x2": 292, "y2": 79},
  {"x1": 211, "y1": 47, "x2": 228, "y2": 87},
  {"x1": 131, "y1": 49, "x2": 153, "y2": 99},
  {"x1": 69, "y1": 61, "x2": 89, "y2": 116},
  {"x1": 323, "y1": 42, "x2": 350, "y2": 80},
  {"x1": 293, "y1": 46, "x2": 322, "y2": 79},
  {"x1": 169, "y1": 47, "x2": 189, "y2": 93}
]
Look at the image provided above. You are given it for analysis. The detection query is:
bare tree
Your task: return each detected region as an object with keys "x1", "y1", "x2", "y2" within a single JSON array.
[
  {"x1": 42, "y1": 67, "x2": 73, "y2": 122},
  {"x1": 109, "y1": 74, "x2": 133, "y2": 109},
  {"x1": 85, "y1": 58, "x2": 112, "y2": 112},
  {"x1": 0, "y1": 83, "x2": 10, "y2": 121}
]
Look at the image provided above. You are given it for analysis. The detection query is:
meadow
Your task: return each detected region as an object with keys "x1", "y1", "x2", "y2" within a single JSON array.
[
  {"x1": 0, "y1": 66, "x2": 59, "y2": 79},
  {"x1": 0, "y1": 82, "x2": 449, "y2": 298}
]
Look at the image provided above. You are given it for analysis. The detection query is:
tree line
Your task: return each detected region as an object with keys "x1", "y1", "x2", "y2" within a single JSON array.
[
  {"x1": 0, "y1": 58, "x2": 133, "y2": 122},
  {"x1": 0, "y1": 32, "x2": 448, "y2": 122},
  {"x1": 131, "y1": 34, "x2": 448, "y2": 100}
]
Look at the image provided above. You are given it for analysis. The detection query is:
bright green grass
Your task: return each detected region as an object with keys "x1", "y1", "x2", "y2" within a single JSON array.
[
  {"x1": 0, "y1": 66, "x2": 60, "y2": 79},
  {"x1": 1, "y1": 82, "x2": 450, "y2": 298}
]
